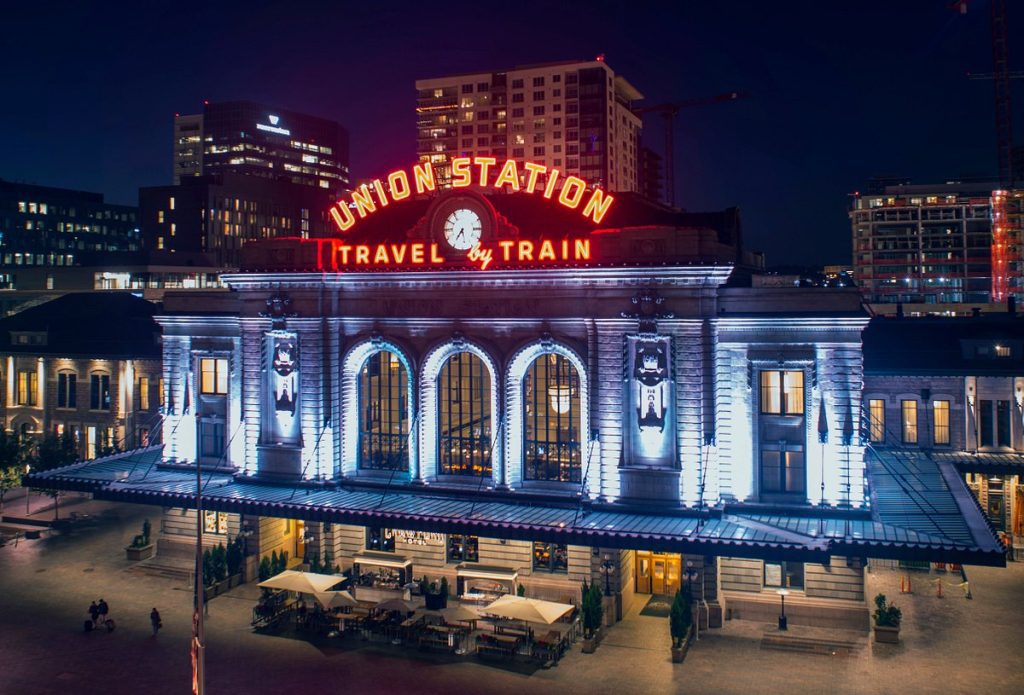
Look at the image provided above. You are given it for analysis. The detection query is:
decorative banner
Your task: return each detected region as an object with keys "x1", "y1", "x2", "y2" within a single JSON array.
[
  {"x1": 624, "y1": 335, "x2": 677, "y2": 467},
  {"x1": 263, "y1": 331, "x2": 301, "y2": 445}
]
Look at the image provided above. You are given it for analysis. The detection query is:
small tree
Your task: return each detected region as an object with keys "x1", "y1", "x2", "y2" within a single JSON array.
[
  {"x1": 30, "y1": 432, "x2": 78, "y2": 519},
  {"x1": 226, "y1": 536, "x2": 243, "y2": 577},
  {"x1": 581, "y1": 580, "x2": 604, "y2": 638},
  {"x1": 212, "y1": 543, "x2": 228, "y2": 582},
  {"x1": 258, "y1": 555, "x2": 272, "y2": 582},
  {"x1": 440, "y1": 576, "x2": 449, "y2": 598},
  {"x1": 873, "y1": 594, "x2": 902, "y2": 627},
  {"x1": 270, "y1": 550, "x2": 280, "y2": 575},
  {"x1": 670, "y1": 587, "x2": 693, "y2": 648},
  {"x1": 517, "y1": 583, "x2": 526, "y2": 597},
  {"x1": 0, "y1": 430, "x2": 30, "y2": 515},
  {"x1": 202, "y1": 548, "x2": 214, "y2": 587}
]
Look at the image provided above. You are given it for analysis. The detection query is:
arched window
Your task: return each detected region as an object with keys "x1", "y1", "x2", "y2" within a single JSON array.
[
  {"x1": 524, "y1": 353, "x2": 581, "y2": 482},
  {"x1": 438, "y1": 352, "x2": 491, "y2": 476},
  {"x1": 358, "y1": 350, "x2": 409, "y2": 470}
]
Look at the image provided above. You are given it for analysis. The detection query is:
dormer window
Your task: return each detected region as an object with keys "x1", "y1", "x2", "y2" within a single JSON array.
[{"x1": 10, "y1": 331, "x2": 47, "y2": 346}]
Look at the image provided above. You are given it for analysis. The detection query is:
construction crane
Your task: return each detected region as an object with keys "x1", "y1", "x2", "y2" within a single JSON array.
[
  {"x1": 633, "y1": 92, "x2": 746, "y2": 207},
  {"x1": 955, "y1": 0, "x2": 1015, "y2": 186}
]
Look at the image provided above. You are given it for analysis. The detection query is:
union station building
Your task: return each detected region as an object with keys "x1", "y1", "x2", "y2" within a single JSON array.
[{"x1": 29, "y1": 163, "x2": 1004, "y2": 631}]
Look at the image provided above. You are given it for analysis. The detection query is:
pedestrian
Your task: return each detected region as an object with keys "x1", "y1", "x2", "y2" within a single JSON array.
[
  {"x1": 97, "y1": 598, "x2": 109, "y2": 626},
  {"x1": 89, "y1": 601, "x2": 100, "y2": 627},
  {"x1": 150, "y1": 608, "x2": 162, "y2": 636}
]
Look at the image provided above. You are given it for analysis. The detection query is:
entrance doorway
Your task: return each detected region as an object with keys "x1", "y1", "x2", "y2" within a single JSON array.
[{"x1": 635, "y1": 551, "x2": 681, "y2": 595}]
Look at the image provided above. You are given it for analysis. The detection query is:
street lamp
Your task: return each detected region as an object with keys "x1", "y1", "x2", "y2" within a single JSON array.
[
  {"x1": 600, "y1": 554, "x2": 614, "y2": 596},
  {"x1": 302, "y1": 528, "x2": 316, "y2": 565},
  {"x1": 777, "y1": 588, "x2": 790, "y2": 631}
]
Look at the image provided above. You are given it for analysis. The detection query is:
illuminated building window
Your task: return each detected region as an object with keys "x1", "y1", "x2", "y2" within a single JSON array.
[
  {"x1": 200, "y1": 358, "x2": 228, "y2": 395},
  {"x1": 57, "y1": 372, "x2": 77, "y2": 409},
  {"x1": 17, "y1": 370, "x2": 38, "y2": 406},
  {"x1": 159, "y1": 377, "x2": 165, "y2": 407},
  {"x1": 199, "y1": 420, "x2": 225, "y2": 458},
  {"x1": 366, "y1": 526, "x2": 395, "y2": 553},
  {"x1": 868, "y1": 399, "x2": 885, "y2": 443},
  {"x1": 139, "y1": 376, "x2": 150, "y2": 410},
  {"x1": 901, "y1": 400, "x2": 918, "y2": 444},
  {"x1": 524, "y1": 354, "x2": 581, "y2": 483},
  {"x1": 203, "y1": 510, "x2": 228, "y2": 534},
  {"x1": 761, "y1": 450, "x2": 805, "y2": 494},
  {"x1": 446, "y1": 534, "x2": 479, "y2": 563},
  {"x1": 358, "y1": 351, "x2": 409, "y2": 471},
  {"x1": 157, "y1": 210, "x2": 164, "y2": 223},
  {"x1": 933, "y1": 400, "x2": 949, "y2": 445},
  {"x1": 438, "y1": 352, "x2": 491, "y2": 477},
  {"x1": 978, "y1": 399, "x2": 1012, "y2": 448},
  {"x1": 760, "y1": 371, "x2": 804, "y2": 415},
  {"x1": 90, "y1": 374, "x2": 111, "y2": 410},
  {"x1": 995, "y1": 345, "x2": 1011, "y2": 358},
  {"x1": 169, "y1": 196, "x2": 175, "y2": 210},
  {"x1": 764, "y1": 561, "x2": 804, "y2": 589},
  {"x1": 532, "y1": 541, "x2": 567, "y2": 573}
]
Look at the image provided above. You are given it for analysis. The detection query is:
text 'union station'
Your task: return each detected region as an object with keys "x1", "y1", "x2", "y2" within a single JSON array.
[{"x1": 28, "y1": 175, "x2": 1003, "y2": 632}]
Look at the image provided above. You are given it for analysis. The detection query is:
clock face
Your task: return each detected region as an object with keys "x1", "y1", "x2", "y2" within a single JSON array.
[{"x1": 443, "y1": 208, "x2": 483, "y2": 251}]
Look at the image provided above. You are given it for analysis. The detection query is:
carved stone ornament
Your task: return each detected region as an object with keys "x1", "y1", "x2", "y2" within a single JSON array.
[
  {"x1": 259, "y1": 292, "x2": 298, "y2": 328},
  {"x1": 621, "y1": 289, "x2": 675, "y2": 333}
]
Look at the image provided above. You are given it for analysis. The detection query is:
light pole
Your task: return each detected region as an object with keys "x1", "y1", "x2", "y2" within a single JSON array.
[
  {"x1": 192, "y1": 460, "x2": 205, "y2": 695},
  {"x1": 777, "y1": 588, "x2": 790, "y2": 631},
  {"x1": 600, "y1": 554, "x2": 614, "y2": 596}
]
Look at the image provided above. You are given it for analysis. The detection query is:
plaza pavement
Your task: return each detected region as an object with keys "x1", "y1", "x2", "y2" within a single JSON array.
[{"x1": 1, "y1": 494, "x2": 1022, "y2": 695}]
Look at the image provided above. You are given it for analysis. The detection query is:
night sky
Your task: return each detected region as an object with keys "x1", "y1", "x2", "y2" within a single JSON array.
[{"x1": 0, "y1": 1, "x2": 1008, "y2": 265}]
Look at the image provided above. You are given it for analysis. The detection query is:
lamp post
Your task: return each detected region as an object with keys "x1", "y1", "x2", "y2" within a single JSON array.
[
  {"x1": 600, "y1": 554, "x2": 614, "y2": 596},
  {"x1": 777, "y1": 588, "x2": 790, "y2": 631},
  {"x1": 302, "y1": 528, "x2": 316, "y2": 566}
]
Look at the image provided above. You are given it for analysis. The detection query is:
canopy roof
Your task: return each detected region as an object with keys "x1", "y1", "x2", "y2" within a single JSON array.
[
  {"x1": 258, "y1": 570, "x2": 345, "y2": 594},
  {"x1": 25, "y1": 444, "x2": 1005, "y2": 567},
  {"x1": 483, "y1": 595, "x2": 574, "y2": 624}
]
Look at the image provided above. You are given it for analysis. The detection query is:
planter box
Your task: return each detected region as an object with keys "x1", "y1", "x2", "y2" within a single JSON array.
[
  {"x1": 228, "y1": 573, "x2": 243, "y2": 589},
  {"x1": 874, "y1": 625, "x2": 900, "y2": 644},
  {"x1": 424, "y1": 593, "x2": 447, "y2": 610},
  {"x1": 671, "y1": 623, "x2": 695, "y2": 663},
  {"x1": 581, "y1": 628, "x2": 603, "y2": 654},
  {"x1": 125, "y1": 544, "x2": 155, "y2": 561}
]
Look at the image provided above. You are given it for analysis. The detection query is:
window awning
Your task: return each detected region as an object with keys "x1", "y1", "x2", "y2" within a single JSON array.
[
  {"x1": 456, "y1": 564, "x2": 519, "y2": 582},
  {"x1": 352, "y1": 552, "x2": 412, "y2": 570},
  {"x1": 25, "y1": 445, "x2": 1005, "y2": 567}
]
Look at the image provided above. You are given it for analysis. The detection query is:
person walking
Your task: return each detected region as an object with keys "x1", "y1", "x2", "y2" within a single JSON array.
[
  {"x1": 150, "y1": 608, "x2": 162, "y2": 636},
  {"x1": 97, "y1": 598, "x2": 109, "y2": 627},
  {"x1": 88, "y1": 601, "x2": 100, "y2": 628}
]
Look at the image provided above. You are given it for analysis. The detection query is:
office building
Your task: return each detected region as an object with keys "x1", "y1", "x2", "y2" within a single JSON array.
[
  {"x1": 416, "y1": 59, "x2": 643, "y2": 192},
  {"x1": 0, "y1": 179, "x2": 140, "y2": 269},
  {"x1": 140, "y1": 172, "x2": 336, "y2": 267},
  {"x1": 173, "y1": 101, "x2": 350, "y2": 195}
]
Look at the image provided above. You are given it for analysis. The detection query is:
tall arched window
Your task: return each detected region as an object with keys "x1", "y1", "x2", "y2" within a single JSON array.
[
  {"x1": 524, "y1": 353, "x2": 581, "y2": 482},
  {"x1": 438, "y1": 352, "x2": 491, "y2": 476},
  {"x1": 358, "y1": 350, "x2": 409, "y2": 470}
]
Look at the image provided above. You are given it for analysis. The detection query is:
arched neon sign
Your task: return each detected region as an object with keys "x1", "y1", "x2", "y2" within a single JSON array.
[{"x1": 329, "y1": 158, "x2": 615, "y2": 233}]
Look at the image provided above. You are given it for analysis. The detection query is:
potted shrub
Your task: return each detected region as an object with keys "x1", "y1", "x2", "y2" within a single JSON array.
[
  {"x1": 258, "y1": 555, "x2": 273, "y2": 583},
  {"x1": 581, "y1": 580, "x2": 604, "y2": 653},
  {"x1": 872, "y1": 593, "x2": 902, "y2": 644},
  {"x1": 125, "y1": 518, "x2": 154, "y2": 561},
  {"x1": 670, "y1": 587, "x2": 694, "y2": 663},
  {"x1": 424, "y1": 578, "x2": 448, "y2": 610}
]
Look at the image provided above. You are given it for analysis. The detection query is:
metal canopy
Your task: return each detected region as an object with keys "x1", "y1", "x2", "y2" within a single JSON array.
[{"x1": 25, "y1": 445, "x2": 1005, "y2": 566}]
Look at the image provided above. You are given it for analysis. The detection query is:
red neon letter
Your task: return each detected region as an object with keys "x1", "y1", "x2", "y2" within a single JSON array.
[
  {"x1": 538, "y1": 239, "x2": 556, "y2": 261},
  {"x1": 388, "y1": 171, "x2": 411, "y2": 201},
  {"x1": 574, "y1": 239, "x2": 591, "y2": 260},
  {"x1": 430, "y1": 244, "x2": 445, "y2": 263},
  {"x1": 351, "y1": 185, "x2": 377, "y2": 218},
  {"x1": 355, "y1": 245, "x2": 370, "y2": 264},
  {"x1": 523, "y1": 162, "x2": 546, "y2": 194},
  {"x1": 410, "y1": 243, "x2": 425, "y2": 264},
  {"x1": 412, "y1": 163, "x2": 436, "y2": 193},
  {"x1": 558, "y1": 176, "x2": 586, "y2": 209},
  {"x1": 338, "y1": 245, "x2": 352, "y2": 264},
  {"x1": 330, "y1": 203, "x2": 355, "y2": 232},
  {"x1": 474, "y1": 157, "x2": 496, "y2": 186},
  {"x1": 518, "y1": 240, "x2": 534, "y2": 261},
  {"x1": 582, "y1": 188, "x2": 614, "y2": 224},
  {"x1": 373, "y1": 245, "x2": 390, "y2": 264},
  {"x1": 390, "y1": 244, "x2": 407, "y2": 264},
  {"x1": 499, "y1": 240, "x2": 515, "y2": 261},
  {"x1": 451, "y1": 158, "x2": 471, "y2": 188}
]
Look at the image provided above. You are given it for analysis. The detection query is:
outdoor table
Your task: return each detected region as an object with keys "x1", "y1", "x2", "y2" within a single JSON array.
[{"x1": 478, "y1": 633, "x2": 519, "y2": 659}]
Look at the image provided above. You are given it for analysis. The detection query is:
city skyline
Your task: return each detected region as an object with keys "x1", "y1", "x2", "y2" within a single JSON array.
[{"x1": 0, "y1": 0, "x2": 1007, "y2": 265}]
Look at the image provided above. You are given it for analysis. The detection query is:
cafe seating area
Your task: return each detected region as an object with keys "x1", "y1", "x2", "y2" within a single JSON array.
[{"x1": 250, "y1": 570, "x2": 580, "y2": 667}]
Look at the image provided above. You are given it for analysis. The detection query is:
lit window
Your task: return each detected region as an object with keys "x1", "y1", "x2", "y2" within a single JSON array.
[
  {"x1": 200, "y1": 358, "x2": 228, "y2": 395},
  {"x1": 203, "y1": 510, "x2": 228, "y2": 534},
  {"x1": 157, "y1": 237, "x2": 164, "y2": 250},
  {"x1": 157, "y1": 210, "x2": 164, "y2": 223},
  {"x1": 764, "y1": 561, "x2": 804, "y2": 589},
  {"x1": 358, "y1": 351, "x2": 409, "y2": 472},
  {"x1": 446, "y1": 534, "x2": 479, "y2": 563},
  {"x1": 933, "y1": 400, "x2": 949, "y2": 445},
  {"x1": 17, "y1": 371, "x2": 38, "y2": 406},
  {"x1": 139, "y1": 376, "x2": 150, "y2": 411},
  {"x1": 532, "y1": 542, "x2": 567, "y2": 573},
  {"x1": 995, "y1": 345, "x2": 1011, "y2": 358},
  {"x1": 760, "y1": 371, "x2": 804, "y2": 415},
  {"x1": 901, "y1": 400, "x2": 918, "y2": 444},
  {"x1": 366, "y1": 527, "x2": 395, "y2": 553},
  {"x1": 869, "y1": 399, "x2": 885, "y2": 443},
  {"x1": 169, "y1": 196, "x2": 175, "y2": 210}
]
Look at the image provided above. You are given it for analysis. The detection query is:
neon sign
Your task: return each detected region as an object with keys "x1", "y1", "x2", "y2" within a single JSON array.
[
  {"x1": 302, "y1": 237, "x2": 592, "y2": 272},
  {"x1": 328, "y1": 158, "x2": 615, "y2": 233}
]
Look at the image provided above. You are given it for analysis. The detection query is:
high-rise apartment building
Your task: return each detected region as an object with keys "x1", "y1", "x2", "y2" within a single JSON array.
[
  {"x1": 173, "y1": 101, "x2": 350, "y2": 196},
  {"x1": 851, "y1": 181, "x2": 1012, "y2": 305},
  {"x1": 0, "y1": 179, "x2": 140, "y2": 270},
  {"x1": 416, "y1": 59, "x2": 643, "y2": 192}
]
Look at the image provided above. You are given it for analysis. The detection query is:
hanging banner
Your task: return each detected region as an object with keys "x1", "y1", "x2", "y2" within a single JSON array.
[
  {"x1": 624, "y1": 335, "x2": 677, "y2": 467},
  {"x1": 263, "y1": 331, "x2": 301, "y2": 445}
]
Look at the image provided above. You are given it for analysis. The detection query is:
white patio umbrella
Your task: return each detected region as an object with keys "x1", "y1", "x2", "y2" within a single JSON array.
[
  {"x1": 439, "y1": 604, "x2": 481, "y2": 624},
  {"x1": 375, "y1": 598, "x2": 415, "y2": 613},
  {"x1": 312, "y1": 590, "x2": 358, "y2": 610},
  {"x1": 258, "y1": 570, "x2": 345, "y2": 594},
  {"x1": 482, "y1": 595, "x2": 574, "y2": 625}
]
